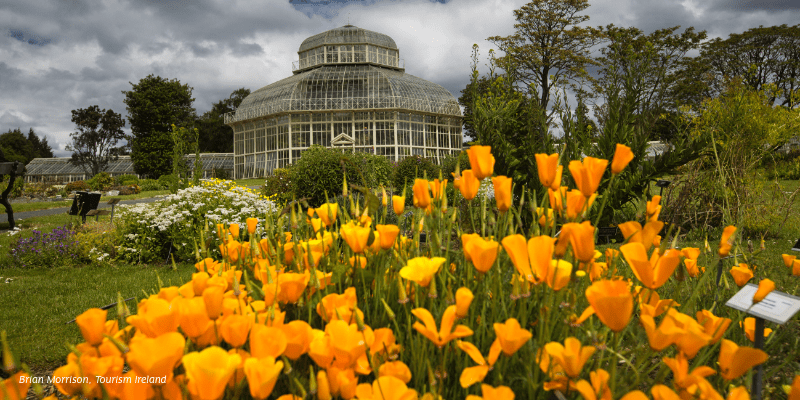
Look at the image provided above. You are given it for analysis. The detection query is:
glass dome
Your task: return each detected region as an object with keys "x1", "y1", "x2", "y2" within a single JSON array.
[{"x1": 225, "y1": 25, "x2": 463, "y2": 178}]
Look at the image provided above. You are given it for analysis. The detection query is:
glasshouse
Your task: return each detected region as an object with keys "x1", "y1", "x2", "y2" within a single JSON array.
[
  {"x1": 224, "y1": 24, "x2": 463, "y2": 179},
  {"x1": 24, "y1": 154, "x2": 234, "y2": 183}
]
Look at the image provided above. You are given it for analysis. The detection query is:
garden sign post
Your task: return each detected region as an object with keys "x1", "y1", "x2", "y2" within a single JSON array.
[{"x1": 726, "y1": 283, "x2": 800, "y2": 400}]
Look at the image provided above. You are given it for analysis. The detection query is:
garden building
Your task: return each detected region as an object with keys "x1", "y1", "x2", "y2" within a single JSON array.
[
  {"x1": 224, "y1": 25, "x2": 463, "y2": 179},
  {"x1": 24, "y1": 154, "x2": 234, "y2": 183}
]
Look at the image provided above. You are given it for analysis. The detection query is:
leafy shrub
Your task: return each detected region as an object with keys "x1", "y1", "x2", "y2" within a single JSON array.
[
  {"x1": 9, "y1": 226, "x2": 80, "y2": 268},
  {"x1": 290, "y1": 147, "x2": 394, "y2": 207},
  {"x1": 263, "y1": 168, "x2": 293, "y2": 207},
  {"x1": 139, "y1": 179, "x2": 164, "y2": 192},
  {"x1": 158, "y1": 174, "x2": 179, "y2": 192},
  {"x1": 439, "y1": 151, "x2": 469, "y2": 180},
  {"x1": 115, "y1": 178, "x2": 277, "y2": 263},
  {"x1": 0, "y1": 175, "x2": 24, "y2": 197},
  {"x1": 108, "y1": 185, "x2": 141, "y2": 195},
  {"x1": 212, "y1": 167, "x2": 230, "y2": 180},
  {"x1": 65, "y1": 180, "x2": 90, "y2": 192},
  {"x1": 114, "y1": 174, "x2": 140, "y2": 186},
  {"x1": 765, "y1": 157, "x2": 800, "y2": 180},
  {"x1": 87, "y1": 172, "x2": 114, "y2": 191},
  {"x1": 74, "y1": 221, "x2": 117, "y2": 267},
  {"x1": 391, "y1": 155, "x2": 438, "y2": 191}
]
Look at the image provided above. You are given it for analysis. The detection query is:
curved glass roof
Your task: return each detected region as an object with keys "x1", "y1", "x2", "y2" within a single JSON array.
[
  {"x1": 25, "y1": 155, "x2": 233, "y2": 176},
  {"x1": 299, "y1": 25, "x2": 397, "y2": 52},
  {"x1": 230, "y1": 65, "x2": 461, "y2": 122}
]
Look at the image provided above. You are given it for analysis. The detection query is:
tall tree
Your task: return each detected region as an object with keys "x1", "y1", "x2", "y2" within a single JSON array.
[
  {"x1": 26, "y1": 128, "x2": 54, "y2": 158},
  {"x1": 66, "y1": 105, "x2": 126, "y2": 177},
  {"x1": 674, "y1": 24, "x2": 800, "y2": 110},
  {"x1": 195, "y1": 88, "x2": 250, "y2": 153},
  {"x1": 592, "y1": 25, "x2": 706, "y2": 140},
  {"x1": 487, "y1": 0, "x2": 603, "y2": 119},
  {"x1": 122, "y1": 74, "x2": 196, "y2": 178},
  {"x1": 0, "y1": 129, "x2": 34, "y2": 164}
]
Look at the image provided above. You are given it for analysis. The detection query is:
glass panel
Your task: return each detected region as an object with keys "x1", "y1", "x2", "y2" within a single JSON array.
[
  {"x1": 326, "y1": 46, "x2": 338, "y2": 63},
  {"x1": 411, "y1": 122, "x2": 423, "y2": 146},
  {"x1": 313, "y1": 123, "x2": 330, "y2": 147},
  {"x1": 425, "y1": 124, "x2": 436, "y2": 148},
  {"x1": 355, "y1": 121, "x2": 372, "y2": 146},
  {"x1": 342, "y1": 45, "x2": 352, "y2": 62},
  {"x1": 291, "y1": 124, "x2": 310, "y2": 148},
  {"x1": 398, "y1": 122, "x2": 410, "y2": 146},
  {"x1": 256, "y1": 128, "x2": 266, "y2": 152}
]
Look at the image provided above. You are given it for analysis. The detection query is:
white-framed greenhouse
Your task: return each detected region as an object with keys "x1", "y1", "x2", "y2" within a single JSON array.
[
  {"x1": 24, "y1": 154, "x2": 234, "y2": 183},
  {"x1": 224, "y1": 25, "x2": 463, "y2": 179}
]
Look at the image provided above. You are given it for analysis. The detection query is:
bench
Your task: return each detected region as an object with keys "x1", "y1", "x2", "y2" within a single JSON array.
[{"x1": 68, "y1": 191, "x2": 102, "y2": 223}]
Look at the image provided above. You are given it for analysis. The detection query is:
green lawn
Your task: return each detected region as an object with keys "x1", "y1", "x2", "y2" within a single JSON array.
[{"x1": 0, "y1": 263, "x2": 195, "y2": 369}]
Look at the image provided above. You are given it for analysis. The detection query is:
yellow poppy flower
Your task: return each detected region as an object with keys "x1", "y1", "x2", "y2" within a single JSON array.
[
  {"x1": 400, "y1": 257, "x2": 445, "y2": 287},
  {"x1": 244, "y1": 356, "x2": 283, "y2": 400},
  {"x1": 494, "y1": 318, "x2": 533, "y2": 356},
  {"x1": 411, "y1": 306, "x2": 473, "y2": 348}
]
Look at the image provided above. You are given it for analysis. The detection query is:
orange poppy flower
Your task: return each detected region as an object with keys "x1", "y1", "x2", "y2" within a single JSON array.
[
  {"x1": 376, "y1": 224, "x2": 400, "y2": 250},
  {"x1": 326, "y1": 320, "x2": 369, "y2": 369},
  {"x1": 182, "y1": 346, "x2": 242, "y2": 400},
  {"x1": 464, "y1": 236, "x2": 500, "y2": 273},
  {"x1": 719, "y1": 225, "x2": 737, "y2": 257},
  {"x1": 459, "y1": 169, "x2": 481, "y2": 200},
  {"x1": 640, "y1": 315, "x2": 681, "y2": 351},
  {"x1": 753, "y1": 279, "x2": 775, "y2": 303},
  {"x1": 317, "y1": 370, "x2": 332, "y2": 400},
  {"x1": 219, "y1": 314, "x2": 253, "y2": 348},
  {"x1": 547, "y1": 260, "x2": 573, "y2": 291},
  {"x1": 492, "y1": 175, "x2": 513, "y2": 212},
  {"x1": 413, "y1": 179, "x2": 432, "y2": 209},
  {"x1": 354, "y1": 375, "x2": 418, "y2": 400},
  {"x1": 276, "y1": 271, "x2": 309, "y2": 304},
  {"x1": 126, "y1": 331, "x2": 185, "y2": 383},
  {"x1": 569, "y1": 157, "x2": 608, "y2": 197},
  {"x1": 788, "y1": 375, "x2": 800, "y2": 400},
  {"x1": 565, "y1": 189, "x2": 596, "y2": 220},
  {"x1": 662, "y1": 353, "x2": 716, "y2": 390},
  {"x1": 536, "y1": 207, "x2": 555, "y2": 228},
  {"x1": 620, "y1": 391, "x2": 649, "y2": 400},
  {"x1": 536, "y1": 153, "x2": 562, "y2": 191},
  {"x1": 229, "y1": 223, "x2": 240, "y2": 239},
  {"x1": 548, "y1": 186, "x2": 568, "y2": 215},
  {"x1": 429, "y1": 178, "x2": 448, "y2": 201},
  {"x1": 412, "y1": 306, "x2": 473, "y2": 348},
  {"x1": 340, "y1": 222, "x2": 371, "y2": 254},
  {"x1": 467, "y1": 384, "x2": 516, "y2": 400},
  {"x1": 494, "y1": 318, "x2": 533, "y2": 356},
  {"x1": 456, "y1": 340, "x2": 502, "y2": 388},
  {"x1": 740, "y1": 318, "x2": 773, "y2": 343},
  {"x1": 279, "y1": 320, "x2": 313, "y2": 360},
  {"x1": 467, "y1": 145, "x2": 495, "y2": 180},
  {"x1": 392, "y1": 195, "x2": 405, "y2": 215},
  {"x1": 618, "y1": 220, "x2": 664, "y2": 252},
  {"x1": 564, "y1": 221, "x2": 596, "y2": 264},
  {"x1": 620, "y1": 242, "x2": 681, "y2": 289},
  {"x1": 501, "y1": 234, "x2": 554, "y2": 283},
  {"x1": 650, "y1": 384, "x2": 682, "y2": 400},
  {"x1": 244, "y1": 356, "x2": 283, "y2": 400},
  {"x1": 126, "y1": 297, "x2": 179, "y2": 338},
  {"x1": 729, "y1": 264, "x2": 753, "y2": 287},
  {"x1": 378, "y1": 361, "x2": 412, "y2": 383},
  {"x1": 575, "y1": 369, "x2": 612, "y2": 400},
  {"x1": 793, "y1": 259, "x2": 800, "y2": 277},
  {"x1": 646, "y1": 195, "x2": 662, "y2": 222},
  {"x1": 718, "y1": 339, "x2": 768, "y2": 380},
  {"x1": 316, "y1": 287, "x2": 362, "y2": 323},
  {"x1": 611, "y1": 144, "x2": 634, "y2": 174},
  {"x1": 246, "y1": 217, "x2": 258, "y2": 235},
  {"x1": 455, "y1": 287, "x2": 474, "y2": 318},
  {"x1": 400, "y1": 257, "x2": 446, "y2": 287},
  {"x1": 695, "y1": 309, "x2": 731, "y2": 344},
  {"x1": 177, "y1": 297, "x2": 213, "y2": 338},
  {"x1": 585, "y1": 280, "x2": 633, "y2": 332},
  {"x1": 783, "y1": 254, "x2": 797, "y2": 268},
  {"x1": 316, "y1": 203, "x2": 338, "y2": 227},
  {"x1": 544, "y1": 337, "x2": 596, "y2": 378},
  {"x1": 75, "y1": 308, "x2": 109, "y2": 346},
  {"x1": 461, "y1": 233, "x2": 481, "y2": 262},
  {"x1": 250, "y1": 324, "x2": 288, "y2": 359}
]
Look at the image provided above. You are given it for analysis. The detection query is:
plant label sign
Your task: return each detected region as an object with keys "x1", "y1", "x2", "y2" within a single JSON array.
[
  {"x1": 792, "y1": 238, "x2": 800, "y2": 252},
  {"x1": 725, "y1": 283, "x2": 800, "y2": 325}
]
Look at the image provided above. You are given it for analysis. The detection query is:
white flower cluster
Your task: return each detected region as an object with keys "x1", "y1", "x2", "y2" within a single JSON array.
[
  {"x1": 115, "y1": 179, "x2": 277, "y2": 263},
  {"x1": 478, "y1": 179, "x2": 496, "y2": 199}
]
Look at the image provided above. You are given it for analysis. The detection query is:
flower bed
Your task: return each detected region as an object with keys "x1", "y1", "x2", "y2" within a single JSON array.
[
  {"x1": 3, "y1": 145, "x2": 800, "y2": 400},
  {"x1": 114, "y1": 179, "x2": 277, "y2": 264}
]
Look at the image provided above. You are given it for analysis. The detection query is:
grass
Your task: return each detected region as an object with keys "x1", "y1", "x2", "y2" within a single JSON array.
[{"x1": 0, "y1": 263, "x2": 195, "y2": 369}]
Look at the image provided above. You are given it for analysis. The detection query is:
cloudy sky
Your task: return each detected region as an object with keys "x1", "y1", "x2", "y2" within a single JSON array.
[{"x1": 1, "y1": 0, "x2": 798, "y2": 157}]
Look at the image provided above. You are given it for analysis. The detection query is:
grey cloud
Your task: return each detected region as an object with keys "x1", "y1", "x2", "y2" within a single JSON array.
[
  {"x1": 0, "y1": 62, "x2": 23, "y2": 91},
  {"x1": 710, "y1": 0, "x2": 800, "y2": 13},
  {"x1": 231, "y1": 42, "x2": 264, "y2": 57}
]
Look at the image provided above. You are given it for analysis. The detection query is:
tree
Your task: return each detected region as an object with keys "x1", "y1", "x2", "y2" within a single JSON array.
[
  {"x1": 674, "y1": 24, "x2": 800, "y2": 110},
  {"x1": 122, "y1": 74, "x2": 196, "y2": 178},
  {"x1": 66, "y1": 105, "x2": 126, "y2": 177},
  {"x1": 195, "y1": 88, "x2": 250, "y2": 153},
  {"x1": 592, "y1": 25, "x2": 706, "y2": 140},
  {"x1": 26, "y1": 128, "x2": 54, "y2": 158},
  {"x1": 0, "y1": 129, "x2": 34, "y2": 164},
  {"x1": 487, "y1": 0, "x2": 603, "y2": 119}
]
